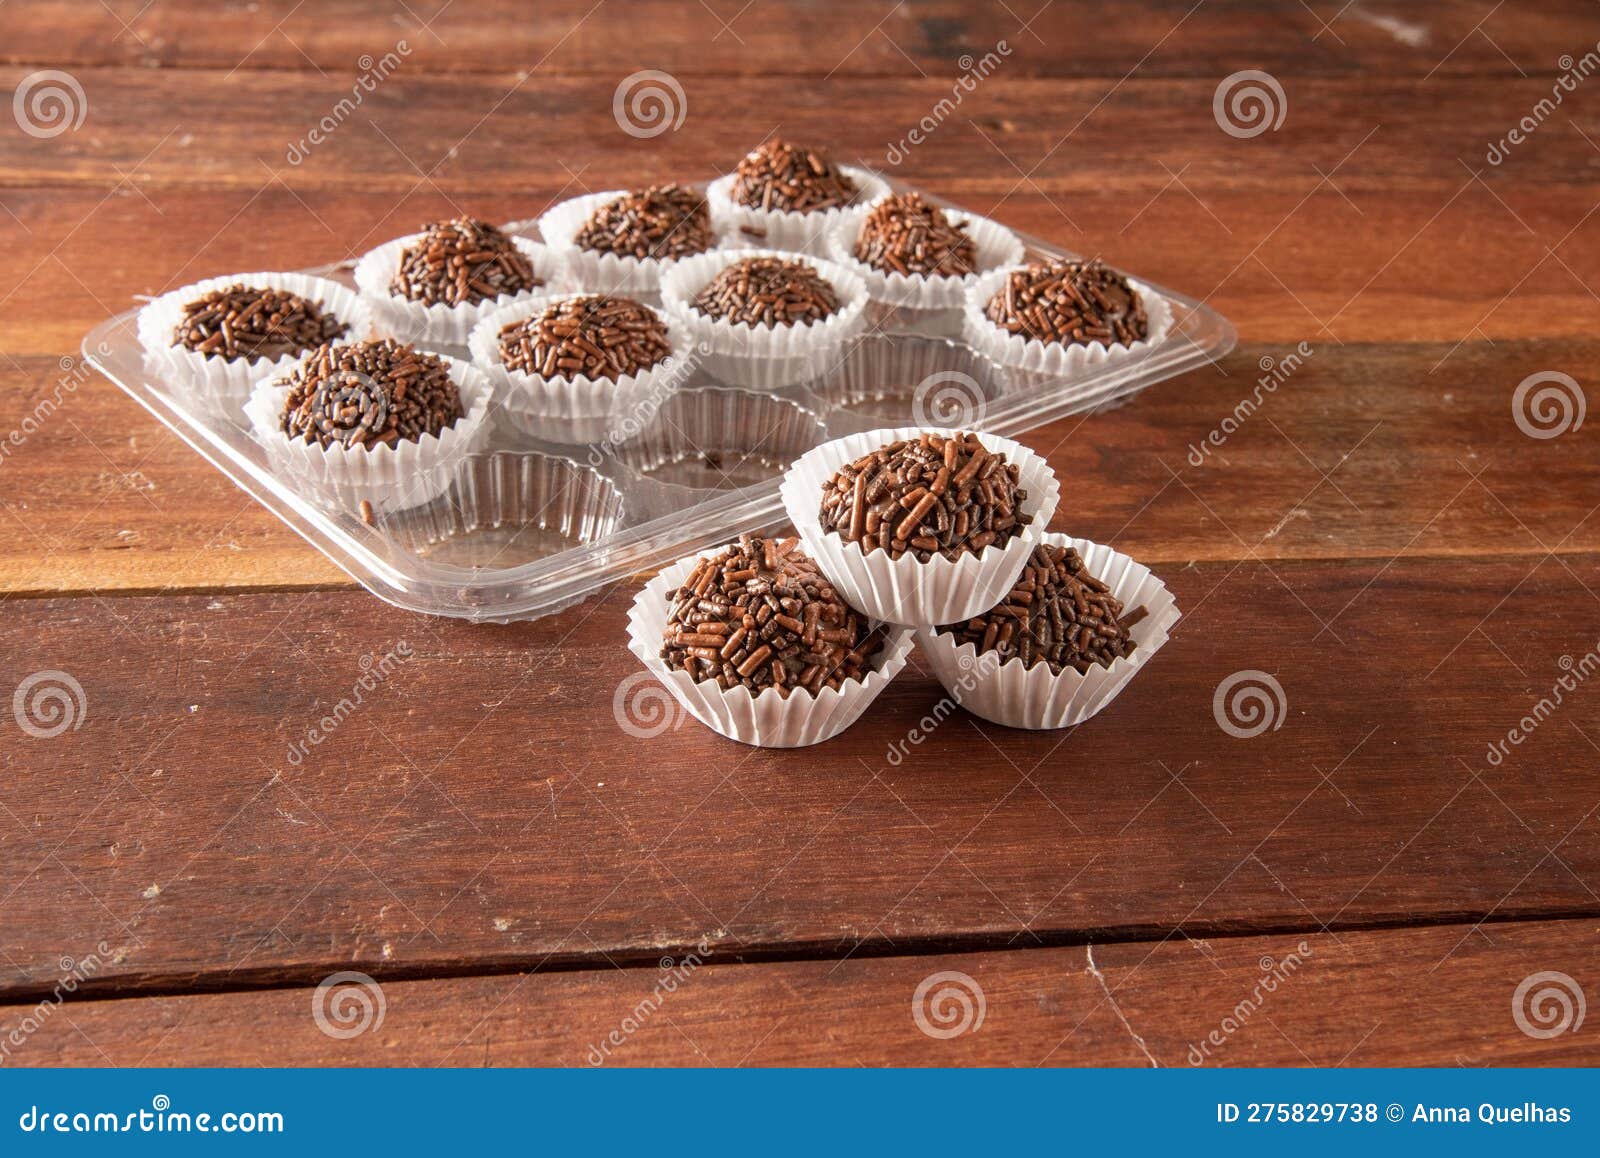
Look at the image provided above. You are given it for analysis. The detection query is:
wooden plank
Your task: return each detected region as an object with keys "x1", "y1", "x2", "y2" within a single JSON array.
[
  {"x1": 0, "y1": 1, "x2": 1584, "y2": 79},
  {"x1": 3, "y1": 919, "x2": 1594, "y2": 1065},
  {"x1": 3, "y1": 73, "x2": 1596, "y2": 197},
  {"x1": 4, "y1": 184, "x2": 1598, "y2": 360},
  {"x1": 3, "y1": 334, "x2": 1596, "y2": 595},
  {"x1": 1, "y1": 551, "x2": 1598, "y2": 996}
]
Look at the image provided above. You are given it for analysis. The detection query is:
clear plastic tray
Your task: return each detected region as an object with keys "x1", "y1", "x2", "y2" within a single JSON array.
[{"x1": 83, "y1": 180, "x2": 1235, "y2": 623}]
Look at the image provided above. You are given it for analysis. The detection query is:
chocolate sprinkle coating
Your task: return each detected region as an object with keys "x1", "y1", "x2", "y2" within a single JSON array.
[
  {"x1": 173, "y1": 284, "x2": 348, "y2": 362},
  {"x1": 497, "y1": 295, "x2": 672, "y2": 381},
  {"x1": 660, "y1": 534, "x2": 887, "y2": 698},
  {"x1": 984, "y1": 259, "x2": 1148, "y2": 348},
  {"x1": 852, "y1": 193, "x2": 977, "y2": 278},
  {"x1": 280, "y1": 338, "x2": 464, "y2": 449},
  {"x1": 730, "y1": 140, "x2": 860, "y2": 213},
  {"x1": 574, "y1": 184, "x2": 715, "y2": 261},
  {"x1": 690, "y1": 256, "x2": 840, "y2": 328},
  {"x1": 389, "y1": 218, "x2": 541, "y2": 307},
  {"x1": 938, "y1": 544, "x2": 1146, "y2": 675},
  {"x1": 818, "y1": 431, "x2": 1031, "y2": 562}
]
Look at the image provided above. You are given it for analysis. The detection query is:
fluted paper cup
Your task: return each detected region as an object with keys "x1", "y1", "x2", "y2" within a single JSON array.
[
  {"x1": 536, "y1": 190, "x2": 737, "y2": 297},
  {"x1": 244, "y1": 354, "x2": 494, "y2": 517},
  {"x1": 137, "y1": 272, "x2": 373, "y2": 420},
  {"x1": 822, "y1": 205, "x2": 1024, "y2": 337},
  {"x1": 353, "y1": 233, "x2": 563, "y2": 347},
  {"x1": 961, "y1": 268, "x2": 1173, "y2": 388},
  {"x1": 779, "y1": 427, "x2": 1061, "y2": 625},
  {"x1": 658, "y1": 248, "x2": 869, "y2": 389},
  {"x1": 467, "y1": 293, "x2": 697, "y2": 445},
  {"x1": 706, "y1": 165, "x2": 889, "y2": 255},
  {"x1": 914, "y1": 535, "x2": 1180, "y2": 729},
  {"x1": 625, "y1": 549, "x2": 916, "y2": 748}
]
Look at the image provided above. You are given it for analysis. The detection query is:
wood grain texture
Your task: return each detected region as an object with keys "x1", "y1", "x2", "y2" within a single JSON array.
[
  {"x1": 4, "y1": 335, "x2": 1595, "y2": 594},
  {"x1": 4, "y1": 920, "x2": 1595, "y2": 1066},
  {"x1": 1, "y1": 550, "x2": 1597, "y2": 996},
  {"x1": 0, "y1": 1, "x2": 1584, "y2": 78}
]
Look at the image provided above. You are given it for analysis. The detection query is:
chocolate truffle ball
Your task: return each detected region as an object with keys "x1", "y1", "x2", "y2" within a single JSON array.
[
  {"x1": 984, "y1": 259, "x2": 1148, "y2": 347},
  {"x1": 173, "y1": 284, "x2": 347, "y2": 361},
  {"x1": 280, "y1": 338, "x2": 463, "y2": 449},
  {"x1": 938, "y1": 544, "x2": 1146, "y2": 674},
  {"x1": 574, "y1": 184, "x2": 715, "y2": 260},
  {"x1": 389, "y1": 218, "x2": 540, "y2": 307},
  {"x1": 817, "y1": 431, "x2": 1031, "y2": 562},
  {"x1": 497, "y1": 295, "x2": 671, "y2": 380},
  {"x1": 690, "y1": 256, "x2": 840, "y2": 327},
  {"x1": 729, "y1": 140, "x2": 860, "y2": 213},
  {"x1": 660, "y1": 534, "x2": 886, "y2": 697},
  {"x1": 852, "y1": 192, "x2": 977, "y2": 278}
]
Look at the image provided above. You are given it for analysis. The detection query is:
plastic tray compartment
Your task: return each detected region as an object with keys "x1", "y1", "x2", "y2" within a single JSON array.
[{"x1": 84, "y1": 178, "x2": 1235, "y2": 623}]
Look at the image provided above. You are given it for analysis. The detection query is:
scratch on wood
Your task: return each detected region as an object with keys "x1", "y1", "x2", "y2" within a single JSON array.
[{"x1": 1085, "y1": 944, "x2": 1160, "y2": 1067}]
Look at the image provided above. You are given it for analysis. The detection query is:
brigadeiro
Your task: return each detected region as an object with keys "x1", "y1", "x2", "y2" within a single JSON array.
[
  {"x1": 822, "y1": 192, "x2": 1023, "y2": 336},
  {"x1": 625, "y1": 534, "x2": 915, "y2": 747},
  {"x1": 244, "y1": 337, "x2": 493, "y2": 516},
  {"x1": 136, "y1": 272, "x2": 372, "y2": 418},
  {"x1": 914, "y1": 534, "x2": 1181, "y2": 730},
  {"x1": 706, "y1": 139, "x2": 889, "y2": 253},
  {"x1": 780, "y1": 427, "x2": 1060, "y2": 625},
  {"x1": 538, "y1": 184, "x2": 725, "y2": 297},
  {"x1": 468, "y1": 292, "x2": 690, "y2": 444},
  {"x1": 658, "y1": 248, "x2": 867, "y2": 388},
  {"x1": 354, "y1": 217, "x2": 559, "y2": 346},
  {"x1": 962, "y1": 257, "x2": 1172, "y2": 385}
]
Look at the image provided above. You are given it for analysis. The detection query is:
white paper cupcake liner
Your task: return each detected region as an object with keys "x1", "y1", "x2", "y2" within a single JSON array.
[
  {"x1": 914, "y1": 535, "x2": 1180, "y2": 729},
  {"x1": 961, "y1": 268, "x2": 1174, "y2": 386},
  {"x1": 779, "y1": 426, "x2": 1061, "y2": 625},
  {"x1": 658, "y1": 248, "x2": 869, "y2": 389},
  {"x1": 136, "y1": 272, "x2": 373, "y2": 420},
  {"x1": 243, "y1": 354, "x2": 494, "y2": 517},
  {"x1": 353, "y1": 233, "x2": 563, "y2": 348},
  {"x1": 706, "y1": 165, "x2": 890, "y2": 255},
  {"x1": 625, "y1": 548, "x2": 916, "y2": 747},
  {"x1": 467, "y1": 292, "x2": 698, "y2": 445},
  {"x1": 536, "y1": 190, "x2": 739, "y2": 297}
]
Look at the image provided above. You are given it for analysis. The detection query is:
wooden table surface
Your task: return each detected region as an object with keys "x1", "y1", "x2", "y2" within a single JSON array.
[{"x1": 2, "y1": 0, "x2": 1598, "y2": 1067}]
